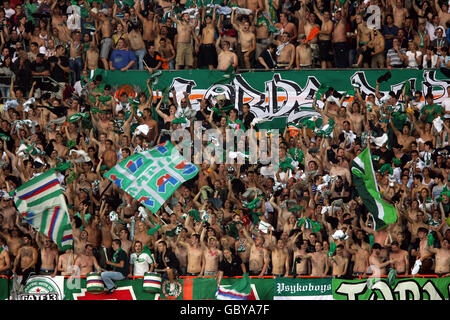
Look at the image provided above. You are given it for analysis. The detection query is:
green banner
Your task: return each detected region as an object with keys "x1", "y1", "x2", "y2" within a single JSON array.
[
  {"x1": 0, "y1": 277, "x2": 9, "y2": 300},
  {"x1": 92, "y1": 68, "x2": 449, "y2": 124},
  {"x1": 332, "y1": 278, "x2": 450, "y2": 300},
  {"x1": 64, "y1": 276, "x2": 275, "y2": 300},
  {"x1": 274, "y1": 277, "x2": 333, "y2": 300}
]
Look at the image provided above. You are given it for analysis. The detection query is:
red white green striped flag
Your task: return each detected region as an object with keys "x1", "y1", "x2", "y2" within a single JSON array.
[{"x1": 13, "y1": 169, "x2": 73, "y2": 250}]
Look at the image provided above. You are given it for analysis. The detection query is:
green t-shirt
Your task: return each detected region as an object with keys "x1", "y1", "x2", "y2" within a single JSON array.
[{"x1": 421, "y1": 103, "x2": 442, "y2": 123}]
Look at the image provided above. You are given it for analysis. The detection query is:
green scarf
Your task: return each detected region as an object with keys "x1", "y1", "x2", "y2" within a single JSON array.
[
  {"x1": 288, "y1": 148, "x2": 304, "y2": 165},
  {"x1": 328, "y1": 242, "x2": 336, "y2": 257},
  {"x1": 379, "y1": 163, "x2": 393, "y2": 175},
  {"x1": 368, "y1": 234, "x2": 375, "y2": 248},
  {"x1": 244, "y1": 195, "x2": 263, "y2": 210},
  {"x1": 288, "y1": 206, "x2": 304, "y2": 213},
  {"x1": 68, "y1": 113, "x2": 90, "y2": 123},
  {"x1": 90, "y1": 107, "x2": 109, "y2": 114},
  {"x1": 67, "y1": 139, "x2": 77, "y2": 149},
  {"x1": 188, "y1": 209, "x2": 201, "y2": 222},
  {"x1": 315, "y1": 84, "x2": 329, "y2": 99},
  {"x1": 172, "y1": 117, "x2": 187, "y2": 124},
  {"x1": 297, "y1": 217, "x2": 322, "y2": 232},
  {"x1": 299, "y1": 116, "x2": 322, "y2": 130},
  {"x1": 227, "y1": 221, "x2": 244, "y2": 239},
  {"x1": 427, "y1": 233, "x2": 435, "y2": 246},
  {"x1": 279, "y1": 156, "x2": 295, "y2": 172},
  {"x1": 387, "y1": 268, "x2": 397, "y2": 288},
  {"x1": 147, "y1": 224, "x2": 161, "y2": 235},
  {"x1": 165, "y1": 224, "x2": 183, "y2": 237},
  {"x1": 66, "y1": 171, "x2": 78, "y2": 184},
  {"x1": 256, "y1": 15, "x2": 278, "y2": 33}
]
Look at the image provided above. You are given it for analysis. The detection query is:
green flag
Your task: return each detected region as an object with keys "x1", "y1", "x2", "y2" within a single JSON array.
[
  {"x1": 351, "y1": 148, "x2": 397, "y2": 230},
  {"x1": 104, "y1": 141, "x2": 199, "y2": 213}
]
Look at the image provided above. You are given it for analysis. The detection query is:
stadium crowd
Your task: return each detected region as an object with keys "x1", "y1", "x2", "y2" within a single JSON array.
[{"x1": 0, "y1": 0, "x2": 449, "y2": 296}]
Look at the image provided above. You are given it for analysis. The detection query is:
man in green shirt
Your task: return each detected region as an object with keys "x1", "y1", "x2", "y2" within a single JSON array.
[
  {"x1": 101, "y1": 239, "x2": 129, "y2": 294},
  {"x1": 421, "y1": 93, "x2": 443, "y2": 123}
]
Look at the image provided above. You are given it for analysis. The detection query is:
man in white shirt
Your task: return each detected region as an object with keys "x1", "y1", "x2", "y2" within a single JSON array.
[
  {"x1": 3, "y1": 1, "x2": 15, "y2": 19},
  {"x1": 129, "y1": 241, "x2": 154, "y2": 276},
  {"x1": 443, "y1": 85, "x2": 450, "y2": 119}
]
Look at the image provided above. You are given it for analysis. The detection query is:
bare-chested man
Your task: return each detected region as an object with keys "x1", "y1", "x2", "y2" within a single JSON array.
[
  {"x1": 36, "y1": 234, "x2": 59, "y2": 276},
  {"x1": 141, "y1": 108, "x2": 158, "y2": 146},
  {"x1": 307, "y1": 242, "x2": 329, "y2": 276},
  {"x1": 200, "y1": 236, "x2": 222, "y2": 277},
  {"x1": 370, "y1": 28, "x2": 386, "y2": 68},
  {"x1": 93, "y1": 9, "x2": 113, "y2": 70},
  {"x1": 177, "y1": 233, "x2": 203, "y2": 275},
  {"x1": 128, "y1": 27, "x2": 147, "y2": 71},
  {"x1": 215, "y1": 38, "x2": 238, "y2": 71},
  {"x1": 346, "y1": 102, "x2": 365, "y2": 135},
  {"x1": 73, "y1": 229, "x2": 89, "y2": 255},
  {"x1": 389, "y1": 241, "x2": 409, "y2": 275},
  {"x1": 158, "y1": 38, "x2": 176, "y2": 69},
  {"x1": 244, "y1": 229, "x2": 270, "y2": 278},
  {"x1": 314, "y1": 5, "x2": 333, "y2": 69},
  {"x1": 173, "y1": 228, "x2": 188, "y2": 275},
  {"x1": 232, "y1": 9, "x2": 256, "y2": 69},
  {"x1": 84, "y1": 40, "x2": 100, "y2": 70},
  {"x1": 332, "y1": 7, "x2": 348, "y2": 68},
  {"x1": 0, "y1": 236, "x2": 11, "y2": 275},
  {"x1": 354, "y1": 14, "x2": 373, "y2": 68},
  {"x1": 133, "y1": 220, "x2": 153, "y2": 248},
  {"x1": 55, "y1": 248, "x2": 78, "y2": 276},
  {"x1": 235, "y1": 226, "x2": 251, "y2": 268},
  {"x1": 173, "y1": 12, "x2": 199, "y2": 70},
  {"x1": 390, "y1": 0, "x2": 408, "y2": 29},
  {"x1": 198, "y1": 7, "x2": 217, "y2": 70},
  {"x1": 254, "y1": 11, "x2": 272, "y2": 59},
  {"x1": 369, "y1": 243, "x2": 393, "y2": 276},
  {"x1": 13, "y1": 235, "x2": 38, "y2": 286},
  {"x1": 80, "y1": 206, "x2": 101, "y2": 249},
  {"x1": 346, "y1": 229, "x2": 370, "y2": 276},
  {"x1": 296, "y1": 34, "x2": 312, "y2": 68},
  {"x1": 330, "y1": 244, "x2": 348, "y2": 278},
  {"x1": 435, "y1": 0, "x2": 450, "y2": 27},
  {"x1": 247, "y1": 0, "x2": 264, "y2": 12},
  {"x1": 427, "y1": 238, "x2": 449, "y2": 276},
  {"x1": 276, "y1": 32, "x2": 295, "y2": 69},
  {"x1": 136, "y1": 2, "x2": 158, "y2": 43},
  {"x1": 275, "y1": 12, "x2": 297, "y2": 43},
  {"x1": 292, "y1": 238, "x2": 310, "y2": 275},
  {"x1": 74, "y1": 243, "x2": 102, "y2": 276},
  {"x1": 412, "y1": 227, "x2": 434, "y2": 274},
  {"x1": 271, "y1": 239, "x2": 290, "y2": 277},
  {"x1": 111, "y1": 225, "x2": 132, "y2": 255},
  {"x1": 0, "y1": 227, "x2": 23, "y2": 259},
  {"x1": 302, "y1": 10, "x2": 320, "y2": 63}
]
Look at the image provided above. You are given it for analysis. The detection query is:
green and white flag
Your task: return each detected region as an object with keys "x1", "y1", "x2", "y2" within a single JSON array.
[
  {"x1": 13, "y1": 169, "x2": 73, "y2": 251},
  {"x1": 351, "y1": 148, "x2": 397, "y2": 230},
  {"x1": 274, "y1": 277, "x2": 333, "y2": 300},
  {"x1": 104, "y1": 141, "x2": 199, "y2": 213}
]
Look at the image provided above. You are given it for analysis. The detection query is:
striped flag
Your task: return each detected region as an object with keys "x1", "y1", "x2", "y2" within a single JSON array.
[
  {"x1": 13, "y1": 169, "x2": 73, "y2": 250},
  {"x1": 351, "y1": 148, "x2": 397, "y2": 230},
  {"x1": 216, "y1": 273, "x2": 251, "y2": 300}
]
